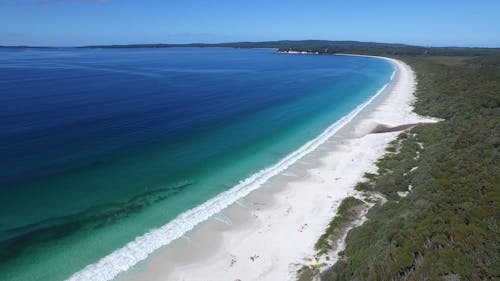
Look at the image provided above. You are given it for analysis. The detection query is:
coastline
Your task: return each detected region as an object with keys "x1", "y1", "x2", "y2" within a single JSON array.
[{"x1": 116, "y1": 57, "x2": 438, "y2": 281}]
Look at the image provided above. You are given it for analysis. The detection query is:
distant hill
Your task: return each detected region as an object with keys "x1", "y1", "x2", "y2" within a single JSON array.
[
  {"x1": 2, "y1": 40, "x2": 499, "y2": 57},
  {"x1": 79, "y1": 40, "x2": 409, "y2": 49},
  {"x1": 78, "y1": 40, "x2": 500, "y2": 57}
]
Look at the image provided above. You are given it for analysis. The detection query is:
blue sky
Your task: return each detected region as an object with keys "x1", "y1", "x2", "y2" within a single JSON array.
[{"x1": 1, "y1": 0, "x2": 499, "y2": 47}]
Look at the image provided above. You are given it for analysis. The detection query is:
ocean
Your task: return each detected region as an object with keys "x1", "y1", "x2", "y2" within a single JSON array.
[{"x1": 0, "y1": 47, "x2": 393, "y2": 280}]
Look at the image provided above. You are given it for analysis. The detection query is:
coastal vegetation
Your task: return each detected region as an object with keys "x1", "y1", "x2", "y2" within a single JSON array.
[
  {"x1": 298, "y1": 197, "x2": 366, "y2": 281},
  {"x1": 315, "y1": 196, "x2": 365, "y2": 256},
  {"x1": 76, "y1": 40, "x2": 500, "y2": 57},
  {"x1": 317, "y1": 53, "x2": 500, "y2": 280}
]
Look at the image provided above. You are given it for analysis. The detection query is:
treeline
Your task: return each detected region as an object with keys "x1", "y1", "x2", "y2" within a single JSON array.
[
  {"x1": 79, "y1": 40, "x2": 407, "y2": 49},
  {"x1": 316, "y1": 54, "x2": 499, "y2": 280},
  {"x1": 5, "y1": 40, "x2": 500, "y2": 57},
  {"x1": 77, "y1": 40, "x2": 500, "y2": 57},
  {"x1": 278, "y1": 44, "x2": 499, "y2": 57}
]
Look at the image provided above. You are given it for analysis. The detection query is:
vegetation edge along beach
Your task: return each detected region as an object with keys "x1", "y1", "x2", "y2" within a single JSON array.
[
  {"x1": 91, "y1": 46, "x2": 458, "y2": 280},
  {"x1": 282, "y1": 46, "x2": 500, "y2": 280}
]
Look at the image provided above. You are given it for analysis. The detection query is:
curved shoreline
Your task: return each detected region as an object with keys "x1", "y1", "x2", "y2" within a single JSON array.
[
  {"x1": 111, "y1": 57, "x2": 437, "y2": 281},
  {"x1": 69, "y1": 56, "x2": 431, "y2": 281}
]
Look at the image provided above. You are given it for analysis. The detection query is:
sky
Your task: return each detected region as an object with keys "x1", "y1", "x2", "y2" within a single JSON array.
[{"x1": 1, "y1": 0, "x2": 499, "y2": 47}]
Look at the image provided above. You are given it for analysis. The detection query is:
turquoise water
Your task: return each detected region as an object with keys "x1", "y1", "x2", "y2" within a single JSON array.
[{"x1": 0, "y1": 48, "x2": 392, "y2": 280}]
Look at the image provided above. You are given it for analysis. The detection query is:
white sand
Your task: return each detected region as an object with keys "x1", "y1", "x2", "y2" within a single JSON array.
[{"x1": 118, "y1": 57, "x2": 438, "y2": 281}]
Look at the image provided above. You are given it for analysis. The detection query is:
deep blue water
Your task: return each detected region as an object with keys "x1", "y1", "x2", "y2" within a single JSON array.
[{"x1": 0, "y1": 47, "x2": 392, "y2": 280}]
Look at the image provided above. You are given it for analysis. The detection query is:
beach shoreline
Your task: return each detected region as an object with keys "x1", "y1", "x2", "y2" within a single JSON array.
[{"x1": 116, "y1": 57, "x2": 438, "y2": 281}]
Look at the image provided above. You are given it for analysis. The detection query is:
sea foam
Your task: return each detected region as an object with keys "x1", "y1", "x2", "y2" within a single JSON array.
[{"x1": 67, "y1": 70, "x2": 395, "y2": 281}]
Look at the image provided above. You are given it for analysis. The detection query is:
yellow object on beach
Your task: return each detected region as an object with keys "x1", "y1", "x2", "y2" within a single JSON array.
[{"x1": 311, "y1": 258, "x2": 319, "y2": 265}]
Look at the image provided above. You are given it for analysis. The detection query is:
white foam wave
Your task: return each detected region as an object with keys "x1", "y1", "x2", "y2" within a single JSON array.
[
  {"x1": 67, "y1": 70, "x2": 395, "y2": 281},
  {"x1": 390, "y1": 69, "x2": 396, "y2": 81}
]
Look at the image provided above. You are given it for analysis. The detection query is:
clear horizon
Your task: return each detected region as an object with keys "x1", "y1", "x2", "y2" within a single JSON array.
[{"x1": 1, "y1": 0, "x2": 499, "y2": 47}]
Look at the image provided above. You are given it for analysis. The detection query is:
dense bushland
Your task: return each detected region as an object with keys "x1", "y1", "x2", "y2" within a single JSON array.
[{"x1": 320, "y1": 55, "x2": 500, "y2": 281}]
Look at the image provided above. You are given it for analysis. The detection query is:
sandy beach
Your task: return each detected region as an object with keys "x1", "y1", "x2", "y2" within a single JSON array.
[{"x1": 117, "y1": 57, "x2": 438, "y2": 281}]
